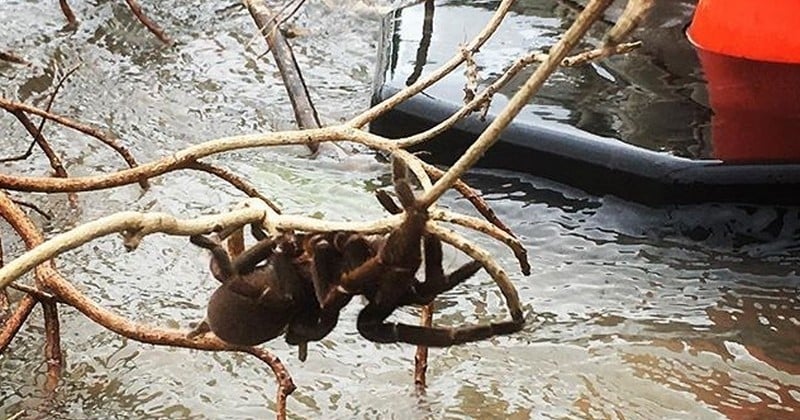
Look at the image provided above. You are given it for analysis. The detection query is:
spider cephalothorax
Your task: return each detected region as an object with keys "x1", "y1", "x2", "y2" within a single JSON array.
[{"x1": 190, "y1": 162, "x2": 523, "y2": 350}]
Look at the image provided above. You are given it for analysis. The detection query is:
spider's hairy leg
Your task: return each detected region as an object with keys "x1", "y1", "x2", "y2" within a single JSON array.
[
  {"x1": 337, "y1": 233, "x2": 376, "y2": 271},
  {"x1": 190, "y1": 234, "x2": 234, "y2": 282},
  {"x1": 395, "y1": 178, "x2": 417, "y2": 210},
  {"x1": 391, "y1": 157, "x2": 418, "y2": 210},
  {"x1": 286, "y1": 233, "x2": 378, "y2": 344},
  {"x1": 357, "y1": 302, "x2": 523, "y2": 346},
  {"x1": 230, "y1": 237, "x2": 277, "y2": 274},
  {"x1": 285, "y1": 307, "x2": 335, "y2": 344},
  {"x1": 334, "y1": 233, "x2": 381, "y2": 285},
  {"x1": 307, "y1": 234, "x2": 343, "y2": 303},
  {"x1": 254, "y1": 249, "x2": 301, "y2": 303},
  {"x1": 286, "y1": 234, "x2": 357, "y2": 342},
  {"x1": 314, "y1": 233, "x2": 377, "y2": 309},
  {"x1": 400, "y1": 235, "x2": 483, "y2": 305},
  {"x1": 375, "y1": 189, "x2": 402, "y2": 215},
  {"x1": 392, "y1": 155, "x2": 408, "y2": 184},
  {"x1": 186, "y1": 318, "x2": 211, "y2": 339},
  {"x1": 250, "y1": 222, "x2": 268, "y2": 241},
  {"x1": 423, "y1": 234, "x2": 445, "y2": 279}
]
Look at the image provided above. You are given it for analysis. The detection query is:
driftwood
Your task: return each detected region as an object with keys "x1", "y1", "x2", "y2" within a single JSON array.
[{"x1": 0, "y1": 0, "x2": 649, "y2": 417}]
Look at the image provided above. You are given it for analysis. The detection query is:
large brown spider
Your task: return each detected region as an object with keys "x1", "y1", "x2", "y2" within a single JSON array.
[{"x1": 189, "y1": 166, "x2": 523, "y2": 351}]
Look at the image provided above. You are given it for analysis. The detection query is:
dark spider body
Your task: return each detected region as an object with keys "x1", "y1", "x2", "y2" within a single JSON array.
[
  {"x1": 189, "y1": 233, "x2": 320, "y2": 346},
  {"x1": 190, "y1": 172, "x2": 523, "y2": 349}
]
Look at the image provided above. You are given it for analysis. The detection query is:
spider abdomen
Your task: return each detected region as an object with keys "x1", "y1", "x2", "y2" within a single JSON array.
[{"x1": 206, "y1": 282, "x2": 292, "y2": 346}]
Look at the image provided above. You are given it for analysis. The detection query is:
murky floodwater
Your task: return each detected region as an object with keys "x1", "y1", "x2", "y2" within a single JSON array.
[{"x1": 1, "y1": 0, "x2": 799, "y2": 419}]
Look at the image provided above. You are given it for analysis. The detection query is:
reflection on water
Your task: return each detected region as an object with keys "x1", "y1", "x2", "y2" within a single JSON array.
[
  {"x1": 1, "y1": 1, "x2": 800, "y2": 419},
  {"x1": 696, "y1": 48, "x2": 800, "y2": 163},
  {"x1": 381, "y1": 0, "x2": 711, "y2": 158}
]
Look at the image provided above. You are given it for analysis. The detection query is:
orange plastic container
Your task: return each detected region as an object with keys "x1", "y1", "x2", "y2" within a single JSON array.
[
  {"x1": 687, "y1": 0, "x2": 800, "y2": 64},
  {"x1": 688, "y1": 0, "x2": 800, "y2": 162}
]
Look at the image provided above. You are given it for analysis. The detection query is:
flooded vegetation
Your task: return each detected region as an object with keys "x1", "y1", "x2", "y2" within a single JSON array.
[{"x1": 1, "y1": 0, "x2": 799, "y2": 418}]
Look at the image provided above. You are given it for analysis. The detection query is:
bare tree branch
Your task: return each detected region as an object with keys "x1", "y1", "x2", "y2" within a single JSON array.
[
  {"x1": 244, "y1": 0, "x2": 320, "y2": 153},
  {"x1": 0, "y1": 97, "x2": 149, "y2": 189}
]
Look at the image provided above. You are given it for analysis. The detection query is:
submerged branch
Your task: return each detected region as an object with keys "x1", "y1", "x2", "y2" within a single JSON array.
[
  {"x1": 0, "y1": 50, "x2": 31, "y2": 66},
  {"x1": 59, "y1": 0, "x2": 78, "y2": 28},
  {"x1": 124, "y1": 0, "x2": 172, "y2": 45}
]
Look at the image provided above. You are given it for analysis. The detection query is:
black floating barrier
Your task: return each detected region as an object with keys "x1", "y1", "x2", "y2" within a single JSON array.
[{"x1": 371, "y1": 86, "x2": 800, "y2": 205}]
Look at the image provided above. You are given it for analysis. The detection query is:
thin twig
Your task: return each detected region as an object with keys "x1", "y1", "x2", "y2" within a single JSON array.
[
  {"x1": 7, "y1": 109, "x2": 79, "y2": 205},
  {"x1": 348, "y1": 0, "x2": 516, "y2": 128},
  {"x1": 414, "y1": 303, "x2": 432, "y2": 391},
  {"x1": 604, "y1": 0, "x2": 654, "y2": 45},
  {"x1": 38, "y1": 64, "x2": 82, "y2": 142},
  {"x1": 431, "y1": 209, "x2": 529, "y2": 275},
  {"x1": 462, "y1": 45, "x2": 479, "y2": 105},
  {"x1": 0, "y1": 295, "x2": 37, "y2": 352},
  {"x1": 185, "y1": 160, "x2": 282, "y2": 214},
  {"x1": 0, "y1": 97, "x2": 149, "y2": 189},
  {"x1": 8, "y1": 282, "x2": 58, "y2": 301},
  {"x1": 123, "y1": 0, "x2": 172, "y2": 45},
  {"x1": 536, "y1": 41, "x2": 642, "y2": 66},
  {"x1": 0, "y1": 63, "x2": 81, "y2": 166},
  {"x1": 0, "y1": 51, "x2": 31, "y2": 66},
  {"x1": 7, "y1": 110, "x2": 69, "y2": 179},
  {"x1": 422, "y1": 163, "x2": 515, "y2": 237},
  {"x1": 9, "y1": 199, "x2": 53, "y2": 220},
  {"x1": 563, "y1": 41, "x2": 642, "y2": 65}
]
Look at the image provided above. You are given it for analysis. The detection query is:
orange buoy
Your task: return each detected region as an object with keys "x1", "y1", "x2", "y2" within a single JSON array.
[
  {"x1": 688, "y1": 0, "x2": 800, "y2": 163},
  {"x1": 687, "y1": 0, "x2": 800, "y2": 64}
]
